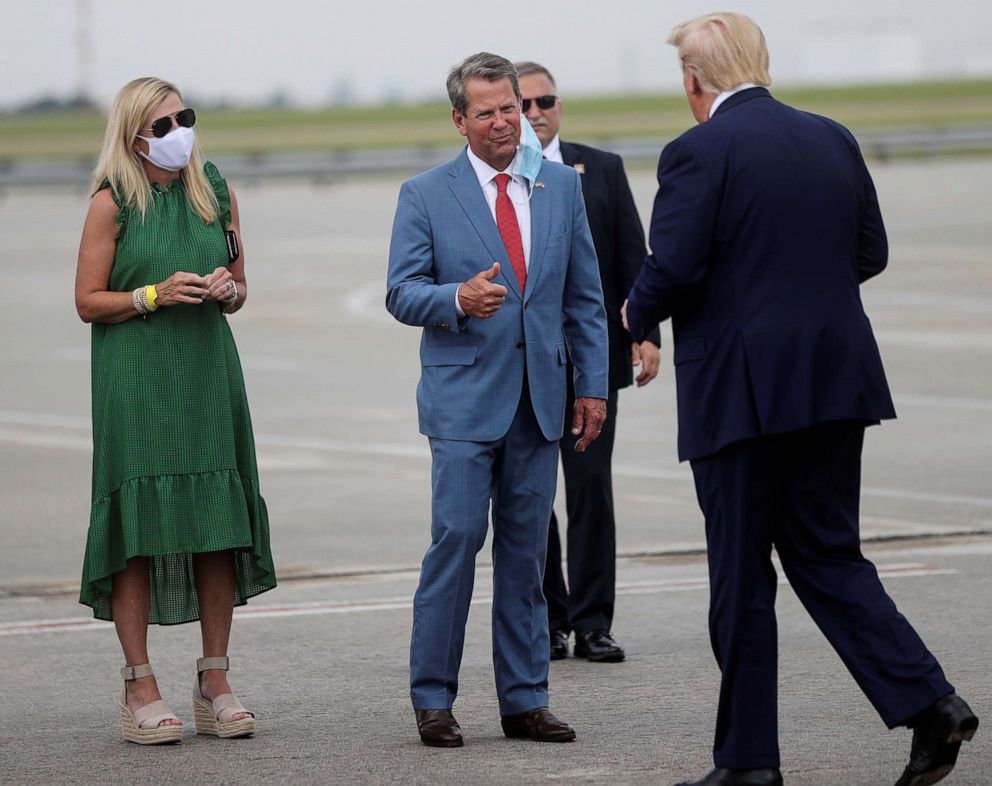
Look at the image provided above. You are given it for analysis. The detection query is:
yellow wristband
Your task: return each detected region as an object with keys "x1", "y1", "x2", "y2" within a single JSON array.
[{"x1": 145, "y1": 285, "x2": 158, "y2": 311}]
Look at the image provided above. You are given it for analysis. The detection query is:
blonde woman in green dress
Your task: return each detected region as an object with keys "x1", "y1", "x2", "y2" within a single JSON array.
[{"x1": 74, "y1": 77, "x2": 276, "y2": 744}]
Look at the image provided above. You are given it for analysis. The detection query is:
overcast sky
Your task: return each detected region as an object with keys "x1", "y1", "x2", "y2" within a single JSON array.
[{"x1": 3, "y1": 0, "x2": 991, "y2": 109}]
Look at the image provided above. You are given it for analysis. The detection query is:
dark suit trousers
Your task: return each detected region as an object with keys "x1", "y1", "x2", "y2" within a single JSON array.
[
  {"x1": 690, "y1": 420, "x2": 953, "y2": 770},
  {"x1": 544, "y1": 381, "x2": 620, "y2": 635}
]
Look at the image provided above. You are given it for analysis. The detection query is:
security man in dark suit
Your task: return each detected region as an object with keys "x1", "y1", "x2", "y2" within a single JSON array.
[
  {"x1": 622, "y1": 13, "x2": 978, "y2": 786},
  {"x1": 516, "y1": 61, "x2": 661, "y2": 664}
]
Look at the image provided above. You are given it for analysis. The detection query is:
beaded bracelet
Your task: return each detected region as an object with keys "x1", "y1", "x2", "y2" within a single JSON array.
[
  {"x1": 131, "y1": 286, "x2": 157, "y2": 316},
  {"x1": 132, "y1": 288, "x2": 151, "y2": 316}
]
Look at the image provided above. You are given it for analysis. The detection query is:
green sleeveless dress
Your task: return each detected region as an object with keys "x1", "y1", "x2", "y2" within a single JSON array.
[{"x1": 79, "y1": 162, "x2": 276, "y2": 625}]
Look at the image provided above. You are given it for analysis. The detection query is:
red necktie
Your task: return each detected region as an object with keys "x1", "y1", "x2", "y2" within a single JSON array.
[{"x1": 494, "y1": 174, "x2": 526, "y2": 292}]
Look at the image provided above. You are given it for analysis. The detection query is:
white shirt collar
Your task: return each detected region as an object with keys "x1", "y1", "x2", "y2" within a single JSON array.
[
  {"x1": 542, "y1": 134, "x2": 563, "y2": 164},
  {"x1": 709, "y1": 83, "x2": 760, "y2": 119},
  {"x1": 466, "y1": 145, "x2": 525, "y2": 189}
]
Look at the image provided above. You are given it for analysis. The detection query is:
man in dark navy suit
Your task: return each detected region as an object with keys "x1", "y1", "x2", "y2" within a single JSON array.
[
  {"x1": 622, "y1": 13, "x2": 978, "y2": 786},
  {"x1": 516, "y1": 61, "x2": 661, "y2": 664}
]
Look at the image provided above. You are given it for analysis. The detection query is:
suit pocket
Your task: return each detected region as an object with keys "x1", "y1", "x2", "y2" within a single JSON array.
[
  {"x1": 422, "y1": 345, "x2": 478, "y2": 367},
  {"x1": 674, "y1": 337, "x2": 706, "y2": 365}
]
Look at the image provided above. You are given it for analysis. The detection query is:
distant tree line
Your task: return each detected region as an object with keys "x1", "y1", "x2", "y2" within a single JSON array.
[{"x1": 2, "y1": 90, "x2": 305, "y2": 115}]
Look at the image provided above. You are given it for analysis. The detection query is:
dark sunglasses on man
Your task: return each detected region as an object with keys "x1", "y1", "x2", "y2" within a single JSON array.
[
  {"x1": 141, "y1": 107, "x2": 197, "y2": 138},
  {"x1": 521, "y1": 95, "x2": 557, "y2": 112}
]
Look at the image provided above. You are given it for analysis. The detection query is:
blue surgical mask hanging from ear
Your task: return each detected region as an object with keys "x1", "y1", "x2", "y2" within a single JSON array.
[{"x1": 512, "y1": 116, "x2": 544, "y2": 190}]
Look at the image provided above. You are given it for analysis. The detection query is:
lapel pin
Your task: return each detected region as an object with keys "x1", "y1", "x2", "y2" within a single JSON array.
[
  {"x1": 573, "y1": 163, "x2": 585, "y2": 174},
  {"x1": 534, "y1": 182, "x2": 545, "y2": 189}
]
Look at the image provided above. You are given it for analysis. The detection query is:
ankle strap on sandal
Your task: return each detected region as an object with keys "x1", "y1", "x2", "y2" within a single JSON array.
[
  {"x1": 121, "y1": 663, "x2": 154, "y2": 681},
  {"x1": 197, "y1": 656, "x2": 230, "y2": 673}
]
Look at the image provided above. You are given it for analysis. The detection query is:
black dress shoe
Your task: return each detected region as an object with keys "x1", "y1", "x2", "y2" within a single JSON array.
[
  {"x1": 895, "y1": 693, "x2": 979, "y2": 786},
  {"x1": 550, "y1": 630, "x2": 569, "y2": 660},
  {"x1": 415, "y1": 709, "x2": 463, "y2": 748},
  {"x1": 500, "y1": 707, "x2": 576, "y2": 742},
  {"x1": 573, "y1": 629, "x2": 625, "y2": 662},
  {"x1": 674, "y1": 768, "x2": 783, "y2": 786}
]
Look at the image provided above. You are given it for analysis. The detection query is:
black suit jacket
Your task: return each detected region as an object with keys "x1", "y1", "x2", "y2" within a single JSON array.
[
  {"x1": 560, "y1": 141, "x2": 660, "y2": 390},
  {"x1": 626, "y1": 88, "x2": 896, "y2": 461}
]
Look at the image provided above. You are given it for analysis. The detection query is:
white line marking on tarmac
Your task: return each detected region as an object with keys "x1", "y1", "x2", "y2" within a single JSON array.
[
  {"x1": 864, "y1": 288, "x2": 992, "y2": 314},
  {"x1": 2, "y1": 408, "x2": 991, "y2": 509},
  {"x1": 895, "y1": 394, "x2": 992, "y2": 412},
  {"x1": 861, "y1": 487, "x2": 992, "y2": 509},
  {"x1": 0, "y1": 564, "x2": 956, "y2": 637},
  {"x1": 0, "y1": 410, "x2": 90, "y2": 429},
  {"x1": 874, "y1": 330, "x2": 992, "y2": 351}
]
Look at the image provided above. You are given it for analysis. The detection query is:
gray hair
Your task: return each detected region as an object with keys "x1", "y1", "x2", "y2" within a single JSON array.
[
  {"x1": 446, "y1": 52, "x2": 520, "y2": 115},
  {"x1": 513, "y1": 61, "x2": 557, "y2": 87}
]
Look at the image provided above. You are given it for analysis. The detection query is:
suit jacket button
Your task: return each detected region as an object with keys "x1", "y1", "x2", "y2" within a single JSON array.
[{"x1": 516, "y1": 341, "x2": 525, "y2": 349}]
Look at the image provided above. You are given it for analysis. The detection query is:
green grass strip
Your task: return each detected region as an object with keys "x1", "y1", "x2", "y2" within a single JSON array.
[{"x1": 2, "y1": 79, "x2": 990, "y2": 161}]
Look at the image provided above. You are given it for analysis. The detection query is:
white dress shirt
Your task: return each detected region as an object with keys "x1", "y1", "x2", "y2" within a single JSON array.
[
  {"x1": 456, "y1": 146, "x2": 532, "y2": 315},
  {"x1": 709, "y1": 82, "x2": 760, "y2": 119},
  {"x1": 465, "y1": 145, "x2": 532, "y2": 267},
  {"x1": 542, "y1": 134, "x2": 563, "y2": 164}
]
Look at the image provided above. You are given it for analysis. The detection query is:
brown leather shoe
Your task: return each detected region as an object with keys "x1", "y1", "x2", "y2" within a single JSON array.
[
  {"x1": 500, "y1": 707, "x2": 576, "y2": 742},
  {"x1": 415, "y1": 709, "x2": 463, "y2": 748}
]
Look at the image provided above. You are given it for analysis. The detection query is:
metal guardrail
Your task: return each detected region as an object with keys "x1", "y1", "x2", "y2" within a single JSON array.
[{"x1": 2, "y1": 125, "x2": 991, "y2": 189}]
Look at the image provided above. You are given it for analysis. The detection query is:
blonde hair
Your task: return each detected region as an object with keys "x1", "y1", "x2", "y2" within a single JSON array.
[
  {"x1": 91, "y1": 77, "x2": 218, "y2": 224},
  {"x1": 667, "y1": 12, "x2": 771, "y2": 94}
]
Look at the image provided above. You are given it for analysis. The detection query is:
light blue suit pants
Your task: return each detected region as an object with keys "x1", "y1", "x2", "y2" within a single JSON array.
[{"x1": 410, "y1": 385, "x2": 559, "y2": 716}]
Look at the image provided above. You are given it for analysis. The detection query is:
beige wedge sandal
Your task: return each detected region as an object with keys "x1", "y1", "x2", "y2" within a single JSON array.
[
  {"x1": 119, "y1": 664, "x2": 183, "y2": 745},
  {"x1": 192, "y1": 656, "x2": 256, "y2": 738}
]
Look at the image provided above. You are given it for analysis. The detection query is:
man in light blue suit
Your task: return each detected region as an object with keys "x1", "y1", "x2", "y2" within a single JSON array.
[{"x1": 386, "y1": 52, "x2": 609, "y2": 748}]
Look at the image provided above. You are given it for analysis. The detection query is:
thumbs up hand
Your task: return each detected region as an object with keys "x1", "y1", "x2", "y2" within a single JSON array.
[{"x1": 458, "y1": 262, "x2": 509, "y2": 319}]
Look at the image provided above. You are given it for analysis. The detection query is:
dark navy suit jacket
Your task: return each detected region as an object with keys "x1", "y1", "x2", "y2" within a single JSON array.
[
  {"x1": 560, "y1": 141, "x2": 661, "y2": 390},
  {"x1": 626, "y1": 88, "x2": 896, "y2": 461}
]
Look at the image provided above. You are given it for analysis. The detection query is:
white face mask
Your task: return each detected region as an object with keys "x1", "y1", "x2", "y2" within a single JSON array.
[{"x1": 136, "y1": 126, "x2": 195, "y2": 172}]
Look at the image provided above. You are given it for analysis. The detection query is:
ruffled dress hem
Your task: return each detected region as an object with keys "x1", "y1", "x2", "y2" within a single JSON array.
[{"x1": 79, "y1": 468, "x2": 277, "y2": 625}]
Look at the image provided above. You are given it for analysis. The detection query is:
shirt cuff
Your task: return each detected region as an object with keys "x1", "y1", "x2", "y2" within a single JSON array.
[{"x1": 455, "y1": 284, "x2": 466, "y2": 317}]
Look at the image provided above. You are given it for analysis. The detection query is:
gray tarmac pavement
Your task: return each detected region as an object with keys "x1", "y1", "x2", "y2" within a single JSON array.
[
  {"x1": 1, "y1": 538, "x2": 989, "y2": 784},
  {"x1": 1, "y1": 156, "x2": 990, "y2": 784}
]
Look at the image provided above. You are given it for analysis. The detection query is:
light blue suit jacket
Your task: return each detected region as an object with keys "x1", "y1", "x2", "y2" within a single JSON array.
[{"x1": 387, "y1": 148, "x2": 609, "y2": 442}]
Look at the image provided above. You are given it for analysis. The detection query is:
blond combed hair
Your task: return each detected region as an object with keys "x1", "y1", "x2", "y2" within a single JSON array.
[
  {"x1": 91, "y1": 77, "x2": 218, "y2": 224},
  {"x1": 668, "y1": 12, "x2": 771, "y2": 94}
]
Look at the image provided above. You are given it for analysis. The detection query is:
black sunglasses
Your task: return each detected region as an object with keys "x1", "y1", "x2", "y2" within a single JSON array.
[
  {"x1": 142, "y1": 108, "x2": 197, "y2": 138},
  {"x1": 521, "y1": 95, "x2": 557, "y2": 112}
]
